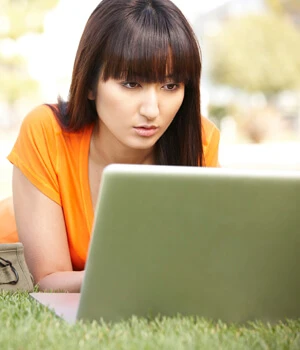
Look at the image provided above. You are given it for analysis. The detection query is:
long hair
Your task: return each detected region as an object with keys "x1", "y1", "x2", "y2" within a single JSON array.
[{"x1": 49, "y1": 0, "x2": 204, "y2": 166}]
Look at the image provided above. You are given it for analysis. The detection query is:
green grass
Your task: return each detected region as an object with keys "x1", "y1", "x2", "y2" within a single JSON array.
[{"x1": 0, "y1": 292, "x2": 299, "y2": 350}]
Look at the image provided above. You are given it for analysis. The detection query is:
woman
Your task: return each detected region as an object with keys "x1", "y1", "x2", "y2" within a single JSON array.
[{"x1": 2, "y1": 0, "x2": 220, "y2": 292}]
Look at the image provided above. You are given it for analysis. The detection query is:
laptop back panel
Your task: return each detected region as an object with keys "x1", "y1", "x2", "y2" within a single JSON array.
[{"x1": 77, "y1": 165, "x2": 300, "y2": 323}]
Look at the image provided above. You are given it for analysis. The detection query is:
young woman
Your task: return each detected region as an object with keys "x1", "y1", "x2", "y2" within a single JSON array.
[{"x1": 2, "y1": 0, "x2": 220, "y2": 292}]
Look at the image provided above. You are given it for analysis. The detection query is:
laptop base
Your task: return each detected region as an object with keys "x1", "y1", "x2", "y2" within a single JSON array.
[{"x1": 30, "y1": 293, "x2": 80, "y2": 323}]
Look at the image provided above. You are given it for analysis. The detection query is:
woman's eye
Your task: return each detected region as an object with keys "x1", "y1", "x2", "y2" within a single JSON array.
[
  {"x1": 163, "y1": 83, "x2": 179, "y2": 91},
  {"x1": 122, "y1": 82, "x2": 140, "y2": 89}
]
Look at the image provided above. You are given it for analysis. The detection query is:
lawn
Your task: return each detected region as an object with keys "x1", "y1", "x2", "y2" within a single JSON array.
[{"x1": 0, "y1": 292, "x2": 299, "y2": 350}]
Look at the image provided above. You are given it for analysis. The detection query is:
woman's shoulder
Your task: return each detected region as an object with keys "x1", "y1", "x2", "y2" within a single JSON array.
[
  {"x1": 201, "y1": 116, "x2": 220, "y2": 167},
  {"x1": 20, "y1": 104, "x2": 62, "y2": 135},
  {"x1": 18, "y1": 104, "x2": 92, "y2": 158},
  {"x1": 201, "y1": 116, "x2": 220, "y2": 146}
]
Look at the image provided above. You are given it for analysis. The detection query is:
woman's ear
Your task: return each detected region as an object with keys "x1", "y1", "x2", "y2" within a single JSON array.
[{"x1": 88, "y1": 90, "x2": 95, "y2": 100}]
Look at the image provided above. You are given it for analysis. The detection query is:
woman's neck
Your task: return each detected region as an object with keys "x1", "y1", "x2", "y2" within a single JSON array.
[{"x1": 90, "y1": 123, "x2": 155, "y2": 167}]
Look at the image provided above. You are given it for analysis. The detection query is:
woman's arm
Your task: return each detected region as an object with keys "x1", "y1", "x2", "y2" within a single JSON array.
[{"x1": 12, "y1": 166, "x2": 83, "y2": 292}]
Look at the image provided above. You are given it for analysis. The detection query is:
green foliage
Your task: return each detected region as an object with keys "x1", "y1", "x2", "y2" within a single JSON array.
[
  {"x1": 207, "y1": 104, "x2": 237, "y2": 128},
  {"x1": 0, "y1": 72, "x2": 39, "y2": 104},
  {"x1": 0, "y1": 0, "x2": 59, "y2": 39},
  {"x1": 0, "y1": 292, "x2": 300, "y2": 350},
  {"x1": 265, "y1": 0, "x2": 300, "y2": 16},
  {"x1": 208, "y1": 14, "x2": 300, "y2": 96},
  {"x1": 0, "y1": 0, "x2": 58, "y2": 108},
  {"x1": 0, "y1": 54, "x2": 39, "y2": 104}
]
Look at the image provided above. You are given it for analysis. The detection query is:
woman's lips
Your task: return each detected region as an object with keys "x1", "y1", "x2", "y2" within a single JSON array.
[{"x1": 133, "y1": 126, "x2": 159, "y2": 137}]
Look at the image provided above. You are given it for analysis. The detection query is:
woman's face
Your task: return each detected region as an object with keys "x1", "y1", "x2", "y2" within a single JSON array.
[{"x1": 89, "y1": 77, "x2": 185, "y2": 151}]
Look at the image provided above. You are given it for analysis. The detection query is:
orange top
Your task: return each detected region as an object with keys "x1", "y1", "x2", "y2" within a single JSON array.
[
  {"x1": 3, "y1": 105, "x2": 220, "y2": 270},
  {"x1": 0, "y1": 197, "x2": 18, "y2": 243}
]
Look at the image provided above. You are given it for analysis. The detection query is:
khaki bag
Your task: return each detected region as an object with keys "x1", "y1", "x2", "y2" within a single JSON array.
[{"x1": 0, "y1": 243, "x2": 34, "y2": 292}]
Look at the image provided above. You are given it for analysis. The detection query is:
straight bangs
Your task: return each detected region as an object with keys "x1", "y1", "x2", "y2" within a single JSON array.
[{"x1": 100, "y1": 6, "x2": 198, "y2": 85}]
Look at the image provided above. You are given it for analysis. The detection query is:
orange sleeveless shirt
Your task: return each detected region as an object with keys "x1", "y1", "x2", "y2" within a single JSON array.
[{"x1": 2, "y1": 105, "x2": 220, "y2": 270}]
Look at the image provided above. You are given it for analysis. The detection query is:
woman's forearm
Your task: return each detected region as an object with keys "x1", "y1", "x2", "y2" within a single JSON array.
[{"x1": 36, "y1": 270, "x2": 85, "y2": 293}]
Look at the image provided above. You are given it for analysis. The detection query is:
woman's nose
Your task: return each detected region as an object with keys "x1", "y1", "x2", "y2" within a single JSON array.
[{"x1": 139, "y1": 88, "x2": 159, "y2": 120}]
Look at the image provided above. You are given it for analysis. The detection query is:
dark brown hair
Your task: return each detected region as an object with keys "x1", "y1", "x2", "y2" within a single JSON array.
[{"x1": 49, "y1": 0, "x2": 204, "y2": 166}]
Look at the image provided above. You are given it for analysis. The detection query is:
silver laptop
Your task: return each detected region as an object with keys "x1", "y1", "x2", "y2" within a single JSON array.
[{"x1": 31, "y1": 164, "x2": 300, "y2": 324}]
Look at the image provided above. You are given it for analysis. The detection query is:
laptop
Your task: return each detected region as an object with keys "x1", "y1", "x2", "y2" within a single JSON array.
[{"x1": 31, "y1": 164, "x2": 300, "y2": 324}]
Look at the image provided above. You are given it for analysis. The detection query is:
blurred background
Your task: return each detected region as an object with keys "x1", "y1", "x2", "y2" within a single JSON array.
[{"x1": 0, "y1": 0, "x2": 300, "y2": 199}]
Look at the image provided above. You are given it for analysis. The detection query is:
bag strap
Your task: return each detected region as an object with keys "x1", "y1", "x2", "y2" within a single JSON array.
[{"x1": 0, "y1": 257, "x2": 19, "y2": 285}]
